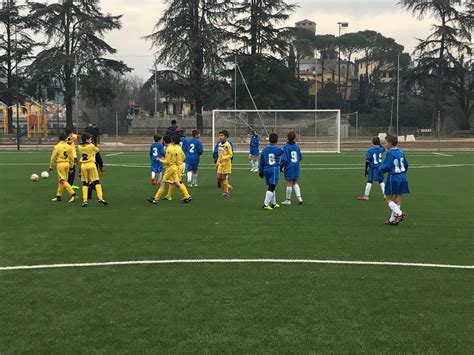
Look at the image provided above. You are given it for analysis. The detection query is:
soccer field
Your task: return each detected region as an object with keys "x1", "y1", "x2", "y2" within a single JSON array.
[{"x1": 1, "y1": 150, "x2": 473, "y2": 353}]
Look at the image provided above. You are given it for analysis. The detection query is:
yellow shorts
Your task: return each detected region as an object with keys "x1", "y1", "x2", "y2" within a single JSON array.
[
  {"x1": 162, "y1": 166, "x2": 179, "y2": 184},
  {"x1": 81, "y1": 162, "x2": 99, "y2": 184},
  {"x1": 56, "y1": 162, "x2": 70, "y2": 181},
  {"x1": 217, "y1": 163, "x2": 231, "y2": 175}
]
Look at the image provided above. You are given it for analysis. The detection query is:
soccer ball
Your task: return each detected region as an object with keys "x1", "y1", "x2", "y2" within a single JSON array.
[
  {"x1": 31, "y1": 174, "x2": 39, "y2": 182},
  {"x1": 41, "y1": 171, "x2": 49, "y2": 179}
]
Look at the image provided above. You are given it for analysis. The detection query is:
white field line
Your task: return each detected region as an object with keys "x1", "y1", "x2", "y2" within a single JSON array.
[
  {"x1": 432, "y1": 152, "x2": 453, "y2": 157},
  {"x1": 0, "y1": 259, "x2": 472, "y2": 272},
  {"x1": 105, "y1": 152, "x2": 124, "y2": 157}
]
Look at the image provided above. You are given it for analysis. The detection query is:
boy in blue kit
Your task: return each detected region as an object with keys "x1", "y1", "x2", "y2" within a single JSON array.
[
  {"x1": 281, "y1": 131, "x2": 303, "y2": 205},
  {"x1": 259, "y1": 133, "x2": 283, "y2": 210},
  {"x1": 150, "y1": 135, "x2": 165, "y2": 185},
  {"x1": 249, "y1": 130, "x2": 260, "y2": 172},
  {"x1": 358, "y1": 137, "x2": 386, "y2": 200},
  {"x1": 186, "y1": 130, "x2": 204, "y2": 187},
  {"x1": 381, "y1": 135, "x2": 409, "y2": 226}
]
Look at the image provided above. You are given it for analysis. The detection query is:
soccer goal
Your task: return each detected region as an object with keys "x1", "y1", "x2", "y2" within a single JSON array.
[{"x1": 212, "y1": 110, "x2": 341, "y2": 153}]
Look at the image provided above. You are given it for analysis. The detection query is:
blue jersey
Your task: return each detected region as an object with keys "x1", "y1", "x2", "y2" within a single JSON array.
[
  {"x1": 249, "y1": 135, "x2": 260, "y2": 156},
  {"x1": 366, "y1": 146, "x2": 385, "y2": 169},
  {"x1": 213, "y1": 140, "x2": 234, "y2": 161},
  {"x1": 150, "y1": 142, "x2": 165, "y2": 172},
  {"x1": 281, "y1": 142, "x2": 302, "y2": 181},
  {"x1": 179, "y1": 137, "x2": 188, "y2": 154},
  {"x1": 186, "y1": 138, "x2": 203, "y2": 163},
  {"x1": 381, "y1": 149, "x2": 409, "y2": 175},
  {"x1": 259, "y1": 145, "x2": 283, "y2": 186}
]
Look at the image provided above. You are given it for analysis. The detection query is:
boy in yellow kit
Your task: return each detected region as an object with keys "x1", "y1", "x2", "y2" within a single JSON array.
[
  {"x1": 49, "y1": 132, "x2": 78, "y2": 203},
  {"x1": 217, "y1": 130, "x2": 233, "y2": 197},
  {"x1": 147, "y1": 135, "x2": 192, "y2": 204},
  {"x1": 78, "y1": 133, "x2": 108, "y2": 207},
  {"x1": 65, "y1": 128, "x2": 80, "y2": 190},
  {"x1": 163, "y1": 135, "x2": 186, "y2": 201}
]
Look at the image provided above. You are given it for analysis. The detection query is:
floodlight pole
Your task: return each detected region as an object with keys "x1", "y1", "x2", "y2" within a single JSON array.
[
  {"x1": 337, "y1": 22, "x2": 348, "y2": 98},
  {"x1": 75, "y1": 54, "x2": 79, "y2": 132},
  {"x1": 154, "y1": 56, "x2": 158, "y2": 118},
  {"x1": 15, "y1": 24, "x2": 20, "y2": 151}
]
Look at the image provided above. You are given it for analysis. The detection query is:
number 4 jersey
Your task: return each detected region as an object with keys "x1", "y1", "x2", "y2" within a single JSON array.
[{"x1": 381, "y1": 148, "x2": 409, "y2": 195}]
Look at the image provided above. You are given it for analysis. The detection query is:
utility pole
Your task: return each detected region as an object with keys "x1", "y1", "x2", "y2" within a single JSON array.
[
  {"x1": 15, "y1": 23, "x2": 20, "y2": 150},
  {"x1": 154, "y1": 55, "x2": 158, "y2": 118},
  {"x1": 74, "y1": 54, "x2": 79, "y2": 132},
  {"x1": 337, "y1": 22, "x2": 348, "y2": 98}
]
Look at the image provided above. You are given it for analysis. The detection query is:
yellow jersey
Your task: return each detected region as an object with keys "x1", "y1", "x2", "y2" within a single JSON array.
[
  {"x1": 67, "y1": 133, "x2": 80, "y2": 160},
  {"x1": 49, "y1": 141, "x2": 75, "y2": 169},
  {"x1": 218, "y1": 141, "x2": 233, "y2": 164},
  {"x1": 160, "y1": 144, "x2": 180, "y2": 168},
  {"x1": 175, "y1": 145, "x2": 185, "y2": 166},
  {"x1": 78, "y1": 143, "x2": 100, "y2": 165}
]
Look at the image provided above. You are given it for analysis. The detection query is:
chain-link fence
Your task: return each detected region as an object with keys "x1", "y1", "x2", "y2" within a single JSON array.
[{"x1": 1, "y1": 111, "x2": 472, "y2": 151}]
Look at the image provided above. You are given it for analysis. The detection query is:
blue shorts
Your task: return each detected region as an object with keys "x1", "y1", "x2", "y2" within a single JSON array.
[
  {"x1": 385, "y1": 174, "x2": 409, "y2": 195},
  {"x1": 151, "y1": 161, "x2": 163, "y2": 173},
  {"x1": 264, "y1": 167, "x2": 280, "y2": 186},
  {"x1": 284, "y1": 166, "x2": 300, "y2": 181},
  {"x1": 368, "y1": 167, "x2": 384, "y2": 182},
  {"x1": 249, "y1": 147, "x2": 259, "y2": 157},
  {"x1": 186, "y1": 160, "x2": 199, "y2": 172}
]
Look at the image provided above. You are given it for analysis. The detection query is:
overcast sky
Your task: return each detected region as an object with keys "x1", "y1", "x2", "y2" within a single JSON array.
[{"x1": 99, "y1": 0, "x2": 434, "y2": 80}]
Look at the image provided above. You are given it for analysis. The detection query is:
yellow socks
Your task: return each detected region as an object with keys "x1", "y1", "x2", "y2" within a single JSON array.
[
  {"x1": 56, "y1": 183, "x2": 64, "y2": 196},
  {"x1": 63, "y1": 182, "x2": 75, "y2": 195},
  {"x1": 154, "y1": 186, "x2": 165, "y2": 200},
  {"x1": 167, "y1": 184, "x2": 175, "y2": 198},
  {"x1": 178, "y1": 183, "x2": 190, "y2": 199},
  {"x1": 82, "y1": 186, "x2": 88, "y2": 202},
  {"x1": 223, "y1": 180, "x2": 229, "y2": 193},
  {"x1": 95, "y1": 184, "x2": 103, "y2": 200}
]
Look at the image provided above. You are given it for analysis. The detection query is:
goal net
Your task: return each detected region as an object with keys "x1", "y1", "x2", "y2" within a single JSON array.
[{"x1": 212, "y1": 110, "x2": 341, "y2": 153}]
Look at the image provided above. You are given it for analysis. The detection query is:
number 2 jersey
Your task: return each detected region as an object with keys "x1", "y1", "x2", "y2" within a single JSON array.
[
  {"x1": 281, "y1": 142, "x2": 302, "y2": 181},
  {"x1": 185, "y1": 138, "x2": 203, "y2": 163},
  {"x1": 78, "y1": 143, "x2": 100, "y2": 165}
]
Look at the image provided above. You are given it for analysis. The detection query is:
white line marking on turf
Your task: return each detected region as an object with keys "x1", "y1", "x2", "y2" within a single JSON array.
[
  {"x1": 105, "y1": 152, "x2": 124, "y2": 157},
  {"x1": 0, "y1": 259, "x2": 472, "y2": 272},
  {"x1": 432, "y1": 152, "x2": 453, "y2": 157}
]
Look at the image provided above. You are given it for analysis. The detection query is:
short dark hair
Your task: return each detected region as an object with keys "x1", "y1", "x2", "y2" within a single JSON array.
[
  {"x1": 81, "y1": 133, "x2": 92, "y2": 144},
  {"x1": 269, "y1": 133, "x2": 278, "y2": 144},
  {"x1": 192, "y1": 130, "x2": 200, "y2": 137},
  {"x1": 287, "y1": 131, "x2": 296, "y2": 142},
  {"x1": 153, "y1": 135, "x2": 162, "y2": 143},
  {"x1": 372, "y1": 136, "x2": 381, "y2": 146},
  {"x1": 59, "y1": 132, "x2": 68, "y2": 141},
  {"x1": 65, "y1": 128, "x2": 73, "y2": 135},
  {"x1": 219, "y1": 130, "x2": 229, "y2": 138},
  {"x1": 386, "y1": 135, "x2": 398, "y2": 146},
  {"x1": 179, "y1": 129, "x2": 185, "y2": 137},
  {"x1": 163, "y1": 135, "x2": 172, "y2": 144},
  {"x1": 171, "y1": 120, "x2": 177, "y2": 125},
  {"x1": 172, "y1": 135, "x2": 181, "y2": 144}
]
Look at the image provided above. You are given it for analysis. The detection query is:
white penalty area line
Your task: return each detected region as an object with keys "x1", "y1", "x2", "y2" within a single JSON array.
[
  {"x1": 0, "y1": 259, "x2": 472, "y2": 272},
  {"x1": 105, "y1": 152, "x2": 124, "y2": 157},
  {"x1": 432, "y1": 152, "x2": 453, "y2": 157}
]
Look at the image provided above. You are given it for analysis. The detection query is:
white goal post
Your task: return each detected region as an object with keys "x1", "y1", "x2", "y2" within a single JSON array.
[{"x1": 212, "y1": 109, "x2": 341, "y2": 153}]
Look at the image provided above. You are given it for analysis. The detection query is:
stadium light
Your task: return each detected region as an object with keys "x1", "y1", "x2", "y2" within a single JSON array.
[{"x1": 337, "y1": 22, "x2": 349, "y2": 96}]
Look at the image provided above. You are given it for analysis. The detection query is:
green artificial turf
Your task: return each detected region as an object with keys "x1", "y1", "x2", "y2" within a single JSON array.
[{"x1": 0, "y1": 150, "x2": 473, "y2": 353}]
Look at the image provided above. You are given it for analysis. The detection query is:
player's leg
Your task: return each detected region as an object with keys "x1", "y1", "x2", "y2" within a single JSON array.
[
  {"x1": 394, "y1": 195, "x2": 405, "y2": 222},
  {"x1": 93, "y1": 180, "x2": 108, "y2": 205},
  {"x1": 359, "y1": 181, "x2": 372, "y2": 201},
  {"x1": 187, "y1": 170, "x2": 193, "y2": 186},
  {"x1": 151, "y1": 169, "x2": 156, "y2": 185},
  {"x1": 167, "y1": 183, "x2": 175, "y2": 199},
  {"x1": 379, "y1": 180, "x2": 386, "y2": 197},
  {"x1": 249, "y1": 154, "x2": 253, "y2": 170},
  {"x1": 270, "y1": 168, "x2": 279, "y2": 208},
  {"x1": 221, "y1": 173, "x2": 230, "y2": 196},
  {"x1": 176, "y1": 181, "x2": 192, "y2": 202},
  {"x1": 192, "y1": 163, "x2": 199, "y2": 186},
  {"x1": 52, "y1": 165, "x2": 65, "y2": 201},
  {"x1": 282, "y1": 180, "x2": 293, "y2": 205},
  {"x1": 293, "y1": 180, "x2": 303, "y2": 204},
  {"x1": 263, "y1": 184, "x2": 276, "y2": 209},
  {"x1": 148, "y1": 181, "x2": 166, "y2": 203}
]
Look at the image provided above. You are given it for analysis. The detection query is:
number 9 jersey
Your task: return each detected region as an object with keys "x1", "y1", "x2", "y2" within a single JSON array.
[
  {"x1": 281, "y1": 142, "x2": 302, "y2": 181},
  {"x1": 381, "y1": 148, "x2": 409, "y2": 195}
]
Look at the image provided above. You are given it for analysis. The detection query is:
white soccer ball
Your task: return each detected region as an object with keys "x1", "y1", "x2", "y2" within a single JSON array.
[
  {"x1": 31, "y1": 174, "x2": 39, "y2": 182},
  {"x1": 41, "y1": 171, "x2": 49, "y2": 179}
]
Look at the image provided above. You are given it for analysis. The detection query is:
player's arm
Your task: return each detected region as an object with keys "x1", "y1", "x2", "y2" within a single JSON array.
[
  {"x1": 93, "y1": 145, "x2": 100, "y2": 154},
  {"x1": 280, "y1": 148, "x2": 287, "y2": 172},
  {"x1": 258, "y1": 152, "x2": 265, "y2": 177},
  {"x1": 224, "y1": 142, "x2": 233, "y2": 160},
  {"x1": 49, "y1": 149, "x2": 57, "y2": 170},
  {"x1": 380, "y1": 152, "x2": 392, "y2": 173},
  {"x1": 213, "y1": 143, "x2": 218, "y2": 163},
  {"x1": 403, "y1": 155, "x2": 409, "y2": 172},
  {"x1": 365, "y1": 160, "x2": 369, "y2": 176},
  {"x1": 96, "y1": 151, "x2": 104, "y2": 173},
  {"x1": 68, "y1": 146, "x2": 75, "y2": 169}
]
